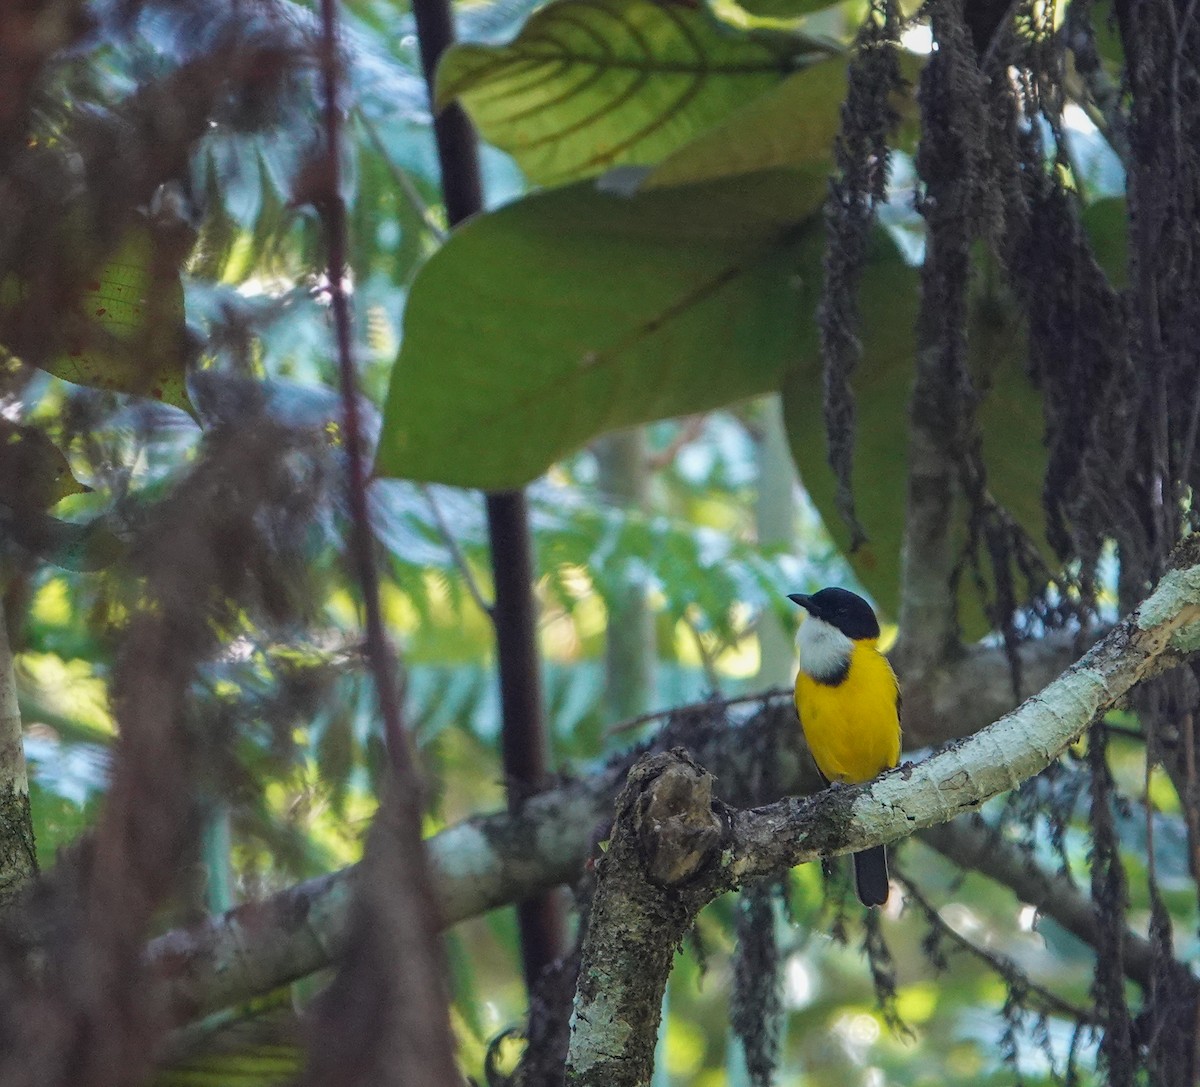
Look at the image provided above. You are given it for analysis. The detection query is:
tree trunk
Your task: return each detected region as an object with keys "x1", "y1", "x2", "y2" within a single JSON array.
[
  {"x1": 754, "y1": 395, "x2": 799, "y2": 688},
  {"x1": 597, "y1": 428, "x2": 655, "y2": 720},
  {"x1": 0, "y1": 609, "x2": 36, "y2": 909}
]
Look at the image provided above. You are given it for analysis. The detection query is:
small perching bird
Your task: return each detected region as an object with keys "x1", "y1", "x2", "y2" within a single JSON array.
[{"x1": 788, "y1": 587, "x2": 901, "y2": 907}]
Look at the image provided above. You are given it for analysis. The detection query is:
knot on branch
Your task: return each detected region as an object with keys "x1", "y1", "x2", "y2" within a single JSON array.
[{"x1": 627, "y1": 749, "x2": 722, "y2": 887}]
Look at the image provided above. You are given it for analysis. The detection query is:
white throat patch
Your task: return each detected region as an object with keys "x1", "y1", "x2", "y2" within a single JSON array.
[{"x1": 796, "y1": 615, "x2": 853, "y2": 682}]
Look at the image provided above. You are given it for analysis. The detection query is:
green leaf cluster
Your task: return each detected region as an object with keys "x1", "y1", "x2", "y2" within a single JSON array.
[{"x1": 5, "y1": 0, "x2": 1146, "y2": 1084}]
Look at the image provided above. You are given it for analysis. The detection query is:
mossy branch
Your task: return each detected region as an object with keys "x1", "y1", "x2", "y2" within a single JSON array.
[{"x1": 562, "y1": 564, "x2": 1200, "y2": 1085}]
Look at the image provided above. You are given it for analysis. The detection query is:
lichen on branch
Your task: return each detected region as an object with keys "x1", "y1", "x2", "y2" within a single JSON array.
[
  {"x1": 564, "y1": 562, "x2": 1200, "y2": 1085},
  {"x1": 564, "y1": 751, "x2": 724, "y2": 1087}
]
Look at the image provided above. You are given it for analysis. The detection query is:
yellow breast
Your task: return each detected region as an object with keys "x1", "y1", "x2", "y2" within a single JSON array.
[{"x1": 794, "y1": 640, "x2": 901, "y2": 784}]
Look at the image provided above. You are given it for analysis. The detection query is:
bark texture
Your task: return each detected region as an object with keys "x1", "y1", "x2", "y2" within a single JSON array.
[
  {"x1": 727, "y1": 564, "x2": 1200, "y2": 882},
  {"x1": 0, "y1": 612, "x2": 35, "y2": 909},
  {"x1": 564, "y1": 751, "x2": 723, "y2": 1087},
  {"x1": 561, "y1": 565, "x2": 1200, "y2": 1083}
]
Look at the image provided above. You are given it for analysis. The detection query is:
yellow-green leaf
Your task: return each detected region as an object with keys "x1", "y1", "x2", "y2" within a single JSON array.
[
  {"x1": 641, "y1": 54, "x2": 850, "y2": 188},
  {"x1": 376, "y1": 167, "x2": 830, "y2": 488},
  {"x1": 729, "y1": 0, "x2": 844, "y2": 17},
  {"x1": 437, "y1": 0, "x2": 836, "y2": 185}
]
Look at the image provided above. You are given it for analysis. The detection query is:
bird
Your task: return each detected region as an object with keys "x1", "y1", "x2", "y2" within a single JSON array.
[{"x1": 788, "y1": 587, "x2": 901, "y2": 907}]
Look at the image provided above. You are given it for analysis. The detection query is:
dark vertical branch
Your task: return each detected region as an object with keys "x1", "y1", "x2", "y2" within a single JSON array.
[
  {"x1": 411, "y1": 0, "x2": 484, "y2": 223},
  {"x1": 487, "y1": 493, "x2": 549, "y2": 794},
  {"x1": 316, "y1": 0, "x2": 406, "y2": 769},
  {"x1": 1087, "y1": 722, "x2": 1135, "y2": 1086},
  {"x1": 411, "y1": 0, "x2": 561, "y2": 988},
  {"x1": 300, "y1": 4, "x2": 460, "y2": 1086},
  {"x1": 487, "y1": 491, "x2": 561, "y2": 984}
]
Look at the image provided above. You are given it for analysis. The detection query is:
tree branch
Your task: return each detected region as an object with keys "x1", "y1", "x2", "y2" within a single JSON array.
[
  {"x1": 563, "y1": 564, "x2": 1200, "y2": 1083},
  {"x1": 726, "y1": 564, "x2": 1200, "y2": 883},
  {"x1": 596, "y1": 430, "x2": 655, "y2": 722},
  {"x1": 895, "y1": 384, "x2": 963, "y2": 671},
  {"x1": 152, "y1": 699, "x2": 801, "y2": 1029},
  {"x1": 147, "y1": 565, "x2": 1200, "y2": 1024},
  {"x1": 302, "y1": 3, "x2": 459, "y2": 1083},
  {"x1": 564, "y1": 752, "x2": 722, "y2": 1087},
  {"x1": 354, "y1": 109, "x2": 448, "y2": 244},
  {"x1": 918, "y1": 816, "x2": 1161, "y2": 991},
  {"x1": 316, "y1": 0, "x2": 406, "y2": 792},
  {"x1": 410, "y1": 0, "x2": 562, "y2": 987},
  {"x1": 894, "y1": 869, "x2": 1096, "y2": 1024},
  {"x1": 487, "y1": 489, "x2": 563, "y2": 983},
  {"x1": 899, "y1": 624, "x2": 1100, "y2": 747},
  {"x1": 0, "y1": 607, "x2": 35, "y2": 909},
  {"x1": 419, "y1": 484, "x2": 492, "y2": 619}
]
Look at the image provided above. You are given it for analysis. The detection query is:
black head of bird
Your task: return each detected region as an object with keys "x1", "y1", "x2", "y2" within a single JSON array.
[{"x1": 787, "y1": 587, "x2": 880, "y2": 641}]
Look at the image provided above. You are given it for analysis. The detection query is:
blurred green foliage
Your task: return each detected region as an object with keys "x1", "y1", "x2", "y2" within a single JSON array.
[{"x1": 1, "y1": 0, "x2": 1169, "y2": 1084}]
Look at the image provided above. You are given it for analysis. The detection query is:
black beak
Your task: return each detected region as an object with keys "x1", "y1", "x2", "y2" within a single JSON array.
[{"x1": 787, "y1": 593, "x2": 813, "y2": 611}]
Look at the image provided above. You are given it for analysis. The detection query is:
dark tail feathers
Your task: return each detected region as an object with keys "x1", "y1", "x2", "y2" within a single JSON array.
[{"x1": 853, "y1": 845, "x2": 889, "y2": 907}]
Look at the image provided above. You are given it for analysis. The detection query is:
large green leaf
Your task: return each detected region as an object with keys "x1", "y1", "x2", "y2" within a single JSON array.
[
  {"x1": 637, "y1": 46, "x2": 923, "y2": 190},
  {"x1": 1082, "y1": 196, "x2": 1127, "y2": 287},
  {"x1": 436, "y1": 0, "x2": 835, "y2": 185},
  {"x1": 730, "y1": 0, "x2": 847, "y2": 20},
  {"x1": 641, "y1": 54, "x2": 849, "y2": 188},
  {"x1": 375, "y1": 167, "x2": 829, "y2": 488}
]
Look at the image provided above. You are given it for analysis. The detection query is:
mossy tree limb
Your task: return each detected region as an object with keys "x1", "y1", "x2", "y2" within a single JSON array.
[
  {"x1": 564, "y1": 562, "x2": 1200, "y2": 1084},
  {"x1": 0, "y1": 609, "x2": 35, "y2": 910},
  {"x1": 146, "y1": 612, "x2": 1135, "y2": 1024},
  {"x1": 564, "y1": 751, "x2": 724, "y2": 1087}
]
